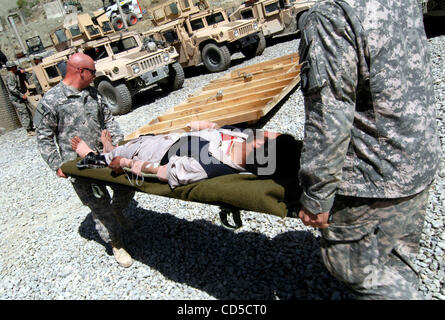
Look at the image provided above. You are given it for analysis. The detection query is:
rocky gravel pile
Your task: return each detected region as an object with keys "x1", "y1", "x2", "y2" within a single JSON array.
[{"x1": 0, "y1": 33, "x2": 443, "y2": 300}]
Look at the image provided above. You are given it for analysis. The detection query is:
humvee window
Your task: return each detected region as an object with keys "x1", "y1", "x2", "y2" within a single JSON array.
[
  {"x1": 86, "y1": 25, "x2": 100, "y2": 36},
  {"x1": 84, "y1": 45, "x2": 109, "y2": 61},
  {"x1": 111, "y1": 37, "x2": 138, "y2": 54},
  {"x1": 190, "y1": 18, "x2": 204, "y2": 31},
  {"x1": 180, "y1": 0, "x2": 190, "y2": 10},
  {"x1": 241, "y1": 9, "x2": 254, "y2": 19},
  {"x1": 205, "y1": 12, "x2": 225, "y2": 26},
  {"x1": 57, "y1": 61, "x2": 67, "y2": 78},
  {"x1": 265, "y1": 2, "x2": 280, "y2": 13},
  {"x1": 154, "y1": 8, "x2": 165, "y2": 20},
  {"x1": 163, "y1": 30, "x2": 179, "y2": 43},
  {"x1": 27, "y1": 36, "x2": 41, "y2": 47},
  {"x1": 44, "y1": 65, "x2": 60, "y2": 79},
  {"x1": 168, "y1": 2, "x2": 179, "y2": 15},
  {"x1": 69, "y1": 25, "x2": 81, "y2": 37},
  {"x1": 122, "y1": 4, "x2": 131, "y2": 13},
  {"x1": 102, "y1": 21, "x2": 113, "y2": 32},
  {"x1": 54, "y1": 29, "x2": 67, "y2": 43}
]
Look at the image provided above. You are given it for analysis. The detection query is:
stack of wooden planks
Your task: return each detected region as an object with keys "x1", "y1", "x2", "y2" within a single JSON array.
[{"x1": 125, "y1": 53, "x2": 301, "y2": 140}]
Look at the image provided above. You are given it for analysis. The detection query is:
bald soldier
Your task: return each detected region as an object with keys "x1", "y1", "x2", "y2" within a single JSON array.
[{"x1": 34, "y1": 53, "x2": 135, "y2": 268}]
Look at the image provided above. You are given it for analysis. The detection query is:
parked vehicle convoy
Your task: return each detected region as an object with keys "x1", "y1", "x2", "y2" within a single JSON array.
[
  {"x1": 142, "y1": 0, "x2": 266, "y2": 73},
  {"x1": 229, "y1": 0, "x2": 315, "y2": 39},
  {"x1": 25, "y1": 10, "x2": 183, "y2": 115}
]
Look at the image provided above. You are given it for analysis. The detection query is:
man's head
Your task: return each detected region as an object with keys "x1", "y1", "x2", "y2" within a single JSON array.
[
  {"x1": 31, "y1": 55, "x2": 43, "y2": 65},
  {"x1": 240, "y1": 130, "x2": 301, "y2": 178},
  {"x1": 63, "y1": 52, "x2": 96, "y2": 89},
  {"x1": 6, "y1": 61, "x2": 17, "y2": 72}
]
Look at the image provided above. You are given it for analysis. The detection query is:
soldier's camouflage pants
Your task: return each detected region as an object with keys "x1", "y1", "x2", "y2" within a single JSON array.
[
  {"x1": 12, "y1": 100, "x2": 33, "y2": 131},
  {"x1": 320, "y1": 186, "x2": 430, "y2": 300},
  {"x1": 71, "y1": 177, "x2": 135, "y2": 243}
]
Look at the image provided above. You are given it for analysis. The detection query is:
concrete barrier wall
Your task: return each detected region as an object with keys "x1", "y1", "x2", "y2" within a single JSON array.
[{"x1": 0, "y1": 73, "x2": 21, "y2": 134}]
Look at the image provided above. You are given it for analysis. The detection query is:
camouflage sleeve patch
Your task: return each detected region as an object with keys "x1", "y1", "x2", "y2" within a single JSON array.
[
  {"x1": 299, "y1": 25, "x2": 327, "y2": 95},
  {"x1": 33, "y1": 102, "x2": 50, "y2": 127}
]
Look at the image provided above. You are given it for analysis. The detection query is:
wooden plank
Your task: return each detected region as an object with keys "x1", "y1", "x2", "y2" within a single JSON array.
[
  {"x1": 169, "y1": 82, "x2": 287, "y2": 113},
  {"x1": 132, "y1": 97, "x2": 272, "y2": 135},
  {"x1": 147, "y1": 76, "x2": 294, "y2": 125},
  {"x1": 227, "y1": 53, "x2": 299, "y2": 77},
  {"x1": 205, "y1": 62, "x2": 298, "y2": 89},
  {"x1": 125, "y1": 53, "x2": 301, "y2": 140},
  {"x1": 261, "y1": 75, "x2": 301, "y2": 115},
  {"x1": 186, "y1": 76, "x2": 296, "y2": 104},
  {"x1": 147, "y1": 109, "x2": 265, "y2": 135}
]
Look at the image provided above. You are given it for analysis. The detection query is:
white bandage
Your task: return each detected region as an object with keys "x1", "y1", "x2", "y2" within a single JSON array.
[{"x1": 145, "y1": 163, "x2": 159, "y2": 170}]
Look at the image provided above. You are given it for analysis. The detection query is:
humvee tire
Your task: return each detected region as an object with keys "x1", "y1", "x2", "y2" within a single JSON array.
[
  {"x1": 201, "y1": 43, "x2": 231, "y2": 73},
  {"x1": 241, "y1": 32, "x2": 266, "y2": 59},
  {"x1": 158, "y1": 62, "x2": 185, "y2": 92},
  {"x1": 127, "y1": 13, "x2": 138, "y2": 26},
  {"x1": 112, "y1": 16, "x2": 125, "y2": 31},
  {"x1": 98, "y1": 81, "x2": 132, "y2": 115}
]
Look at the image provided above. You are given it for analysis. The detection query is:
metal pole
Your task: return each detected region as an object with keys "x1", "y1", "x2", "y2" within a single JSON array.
[
  {"x1": 116, "y1": 0, "x2": 129, "y2": 29},
  {"x1": 7, "y1": 16, "x2": 27, "y2": 56}
]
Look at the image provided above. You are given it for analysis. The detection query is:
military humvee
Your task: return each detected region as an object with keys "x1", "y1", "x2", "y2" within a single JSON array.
[
  {"x1": 229, "y1": 0, "x2": 315, "y2": 38},
  {"x1": 25, "y1": 36, "x2": 46, "y2": 55},
  {"x1": 49, "y1": 11, "x2": 116, "y2": 53},
  {"x1": 143, "y1": 0, "x2": 266, "y2": 73},
  {"x1": 31, "y1": 10, "x2": 184, "y2": 115},
  {"x1": 81, "y1": 30, "x2": 183, "y2": 115},
  {"x1": 23, "y1": 49, "x2": 75, "y2": 115}
]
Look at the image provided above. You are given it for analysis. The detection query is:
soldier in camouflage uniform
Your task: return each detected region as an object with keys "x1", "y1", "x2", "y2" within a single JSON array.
[
  {"x1": 34, "y1": 53, "x2": 135, "y2": 268},
  {"x1": 5, "y1": 61, "x2": 35, "y2": 136},
  {"x1": 296, "y1": 0, "x2": 441, "y2": 299},
  {"x1": 27, "y1": 55, "x2": 43, "y2": 95},
  {"x1": 0, "y1": 48, "x2": 7, "y2": 67}
]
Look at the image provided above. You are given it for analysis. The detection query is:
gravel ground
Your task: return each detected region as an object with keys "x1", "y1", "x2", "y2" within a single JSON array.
[{"x1": 0, "y1": 30, "x2": 443, "y2": 300}]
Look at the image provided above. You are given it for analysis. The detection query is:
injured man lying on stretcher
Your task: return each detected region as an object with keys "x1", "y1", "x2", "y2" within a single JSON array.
[{"x1": 71, "y1": 121, "x2": 299, "y2": 189}]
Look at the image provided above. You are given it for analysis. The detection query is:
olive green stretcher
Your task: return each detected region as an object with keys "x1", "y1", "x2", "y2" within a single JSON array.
[{"x1": 61, "y1": 159, "x2": 302, "y2": 229}]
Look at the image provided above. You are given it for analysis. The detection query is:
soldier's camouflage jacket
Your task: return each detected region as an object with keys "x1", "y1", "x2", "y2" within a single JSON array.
[
  {"x1": 298, "y1": 0, "x2": 441, "y2": 214},
  {"x1": 35, "y1": 82, "x2": 123, "y2": 171},
  {"x1": 6, "y1": 71, "x2": 24, "y2": 102}
]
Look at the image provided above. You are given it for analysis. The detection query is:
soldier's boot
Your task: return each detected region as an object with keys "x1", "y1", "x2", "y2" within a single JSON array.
[
  {"x1": 114, "y1": 210, "x2": 134, "y2": 231},
  {"x1": 111, "y1": 239, "x2": 133, "y2": 268}
]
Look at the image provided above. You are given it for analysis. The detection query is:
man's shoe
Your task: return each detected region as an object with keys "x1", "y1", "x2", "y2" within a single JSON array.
[
  {"x1": 111, "y1": 241, "x2": 133, "y2": 268},
  {"x1": 76, "y1": 152, "x2": 107, "y2": 169},
  {"x1": 27, "y1": 130, "x2": 36, "y2": 136}
]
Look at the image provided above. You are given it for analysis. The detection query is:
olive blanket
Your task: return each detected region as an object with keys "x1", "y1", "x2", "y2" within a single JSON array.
[{"x1": 61, "y1": 159, "x2": 301, "y2": 219}]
